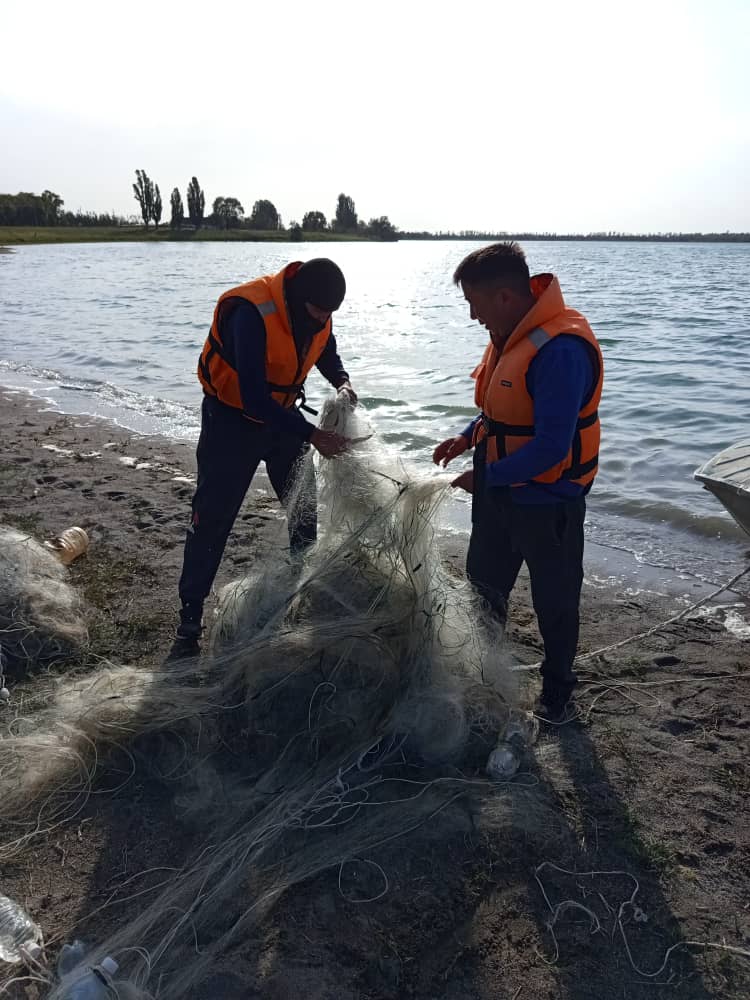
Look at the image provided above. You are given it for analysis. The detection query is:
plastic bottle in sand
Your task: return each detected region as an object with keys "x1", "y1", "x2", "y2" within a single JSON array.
[
  {"x1": 58, "y1": 956, "x2": 119, "y2": 999},
  {"x1": 486, "y1": 715, "x2": 537, "y2": 781},
  {"x1": 57, "y1": 940, "x2": 88, "y2": 977},
  {"x1": 0, "y1": 641, "x2": 9, "y2": 704},
  {"x1": 44, "y1": 527, "x2": 89, "y2": 566},
  {"x1": 0, "y1": 892, "x2": 43, "y2": 964}
]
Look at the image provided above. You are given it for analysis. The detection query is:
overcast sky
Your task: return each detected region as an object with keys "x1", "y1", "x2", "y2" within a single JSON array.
[{"x1": 2, "y1": 0, "x2": 748, "y2": 233}]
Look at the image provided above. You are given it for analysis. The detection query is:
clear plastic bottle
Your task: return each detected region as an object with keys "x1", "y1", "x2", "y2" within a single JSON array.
[
  {"x1": 44, "y1": 527, "x2": 90, "y2": 566},
  {"x1": 0, "y1": 641, "x2": 9, "y2": 704},
  {"x1": 0, "y1": 892, "x2": 43, "y2": 963},
  {"x1": 486, "y1": 742, "x2": 521, "y2": 780},
  {"x1": 57, "y1": 940, "x2": 89, "y2": 977},
  {"x1": 59, "y1": 956, "x2": 119, "y2": 999},
  {"x1": 486, "y1": 715, "x2": 534, "y2": 781}
]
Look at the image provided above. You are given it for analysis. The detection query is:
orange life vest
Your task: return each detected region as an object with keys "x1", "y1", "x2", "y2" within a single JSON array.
[
  {"x1": 197, "y1": 262, "x2": 332, "y2": 415},
  {"x1": 472, "y1": 273, "x2": 603, "y2": 487}
]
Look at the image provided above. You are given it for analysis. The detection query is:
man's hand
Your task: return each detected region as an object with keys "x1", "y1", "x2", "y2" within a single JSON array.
[
  {"x1": 310, "y1": 427, "x2": 350, "y2": 458},
  {"x1": 337, "y1": 380, "x2": 358, "y2": 406},
  {"x1": 451, "y1": 469, "x2": 474, "y2": 493},
  {"x1": 433, "y1": 435, "x2": 470, "y2": 467}
]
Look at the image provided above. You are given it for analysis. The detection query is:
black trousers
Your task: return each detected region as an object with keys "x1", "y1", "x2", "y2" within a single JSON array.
[
  {"x1": 178, "y1": 396, "x2": 316, "y2": 609},
  {"x1": 467, "y1": 448, "x2": 585, "y2": 703}
]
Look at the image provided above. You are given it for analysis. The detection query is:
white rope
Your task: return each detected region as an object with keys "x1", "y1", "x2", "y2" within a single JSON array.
[{"x1": 513, "y1": 564, "x2": 750, "y2": 673}]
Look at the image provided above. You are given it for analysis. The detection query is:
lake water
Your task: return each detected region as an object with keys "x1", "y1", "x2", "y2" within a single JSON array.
[{"x1": 1, "y1": 239, "x2": 749, "y2": 606}]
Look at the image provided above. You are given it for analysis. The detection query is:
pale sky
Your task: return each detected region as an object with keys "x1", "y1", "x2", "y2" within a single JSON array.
[{"x1": 2, "y1": 0, "x2": 748, "y2": 233}]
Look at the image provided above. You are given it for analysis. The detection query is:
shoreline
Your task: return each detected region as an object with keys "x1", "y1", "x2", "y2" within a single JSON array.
[
  {"x1": 0, "y1": 226, "x2": 380, "y2": 247},
  {"x1": 3, "y1": 227, "x2": 750, "y2": 247},
  {"x1": 1, "y1": 383, "x2": 746, "y2": 666},
  {"x1": 2, "y1": 382, "x2": 747, "y2": 647}
]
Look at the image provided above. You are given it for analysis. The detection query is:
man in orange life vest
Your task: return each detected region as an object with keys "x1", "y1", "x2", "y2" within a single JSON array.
[
  {"x1": 433, "y1": 243, "x2": 603, "y2": 724},
  {"x1": 171, "y1": 258, "x2": 356, "y2": 657}
]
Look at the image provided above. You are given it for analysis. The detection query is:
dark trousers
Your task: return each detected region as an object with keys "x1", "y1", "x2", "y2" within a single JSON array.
[
  {"x1": 178, "y1": 396, "x2": 316, "y2": 609},
  {"x1": 467, "y1": 450, "x2": 585, "y2": 704}
]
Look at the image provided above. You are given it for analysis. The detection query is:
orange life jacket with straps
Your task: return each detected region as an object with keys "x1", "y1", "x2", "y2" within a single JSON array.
[
  {"x1": 197, "y1": 262, "x2": 332, "y2": 416},
  {"x1": 471, "y1": 273, "x2": 603, "y2": 487}
]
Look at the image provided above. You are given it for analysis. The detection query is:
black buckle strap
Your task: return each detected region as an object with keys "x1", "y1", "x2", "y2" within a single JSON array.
[
  {"x1": 481, "y1": 409, "x2": 598, "y2": 438},
  {"x1": 199, "y1": 329, "x2": 228, "y2": 391},
  {"x1": 267, "y1": 380, "x2": 305, "y2": 394},
  {"x1": 266, "y1": 380, "x2": 318, "y2": 416},
  {"x1": 481, "y1": 414, "x2": 535, "y2": 437},
  {"x1": 569, "y1": 410, "x2": 598, "y2": 476},
  {"x1": 576, "y1": 410, "x2": 598, "y2": 430},
  {"x1": 562, "y1": 454, "x2": 599, "y2": 480}
]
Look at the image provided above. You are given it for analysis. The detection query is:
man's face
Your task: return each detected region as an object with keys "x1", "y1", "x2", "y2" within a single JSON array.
[
  {"x1": 462, "y1": 282, "x2": 515, "y2": 347},
  {"x1": 305, "y1": 302, "x2": 332, "y2": 326}
]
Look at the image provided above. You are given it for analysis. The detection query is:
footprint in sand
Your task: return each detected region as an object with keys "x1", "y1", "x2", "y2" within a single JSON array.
[
  {"x1": 661, "y1": 718, "x2": 697, "y2": 736},
  {"x1": 704, "y1": 840, "x2": 733, "y2": 855}
]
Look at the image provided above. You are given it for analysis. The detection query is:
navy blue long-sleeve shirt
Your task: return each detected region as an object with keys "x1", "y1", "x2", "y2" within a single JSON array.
[
  {"x1": 218, "y1": 298, "x2": 350, "y2": 440},
  {"x1": 462, "y1": 335, "x2": 596, "y2": 503}
]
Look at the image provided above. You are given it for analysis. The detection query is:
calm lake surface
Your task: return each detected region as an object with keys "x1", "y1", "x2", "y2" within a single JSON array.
[{"x1": 2, "y1": 239, "x2": 749, "y2": 602}]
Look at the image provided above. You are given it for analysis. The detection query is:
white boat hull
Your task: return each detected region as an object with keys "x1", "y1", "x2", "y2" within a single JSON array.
[{"x1": 695, "y1": 440, "x2": 750, "y2": 537}]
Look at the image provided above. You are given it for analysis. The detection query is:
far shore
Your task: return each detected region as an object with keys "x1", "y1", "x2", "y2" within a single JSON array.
[
  {"x1": 2, "y1": 226, "x2": 750, "y2": 247},
  {"x1": 0, "y1": 225, "x2": 375, "y2": 246}
]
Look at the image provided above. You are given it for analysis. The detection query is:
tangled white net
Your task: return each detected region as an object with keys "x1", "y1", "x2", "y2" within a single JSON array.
[
  {"x1": 0, "y1": 526, "x2": 88, "y2": 670},
  {"x1": 0, "y1": 397, "x2": 522, "y2": 998}
]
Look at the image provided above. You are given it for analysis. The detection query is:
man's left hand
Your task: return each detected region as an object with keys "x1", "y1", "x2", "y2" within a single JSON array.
[
  {"x1": 451, "y1": 469, "x2": 474, "y2": 493},
  {"x1": 337, "y1": 381, "x2": 358, "y2": 406}
]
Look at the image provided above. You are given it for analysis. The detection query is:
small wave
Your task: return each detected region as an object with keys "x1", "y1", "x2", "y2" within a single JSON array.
[
  {"x1": 593, "y1": 489, "x2": 746, "y2": 541},
  {"x1": 364, "y1": 396, "x2": 408, "y2": 408},
  {"x1": 0, "y1": 359, "x2": 200, "y2": 441}
]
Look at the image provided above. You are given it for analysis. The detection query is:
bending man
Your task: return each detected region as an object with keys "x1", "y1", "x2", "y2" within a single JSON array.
[
  {"x1": 433, "y1": 243, "x2": 603, "y2": 723},
  {"x1": 171, "y1": 257, "x2": 357, "y2": 658}
]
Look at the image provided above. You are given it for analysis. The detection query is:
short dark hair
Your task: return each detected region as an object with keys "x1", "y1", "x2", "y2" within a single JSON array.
[{"x1": 453, "y1": 241, "x2": 530, "y2": 294}]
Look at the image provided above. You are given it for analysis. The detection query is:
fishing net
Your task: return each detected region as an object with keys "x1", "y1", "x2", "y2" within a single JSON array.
[
  {"x1": 0, "y1": 526, "x2": 88, "y2": 670},
  {"x1": 0, "y1": 397, "x2": 524, "y2": 998}
]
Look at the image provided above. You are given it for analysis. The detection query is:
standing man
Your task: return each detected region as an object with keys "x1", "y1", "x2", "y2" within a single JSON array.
[
  {"x1": 433, "y1": 243, "x2": 603, "y2": 723},
  {"x1": 170, "y1": 257, "x2": 357, "y2": 658}
]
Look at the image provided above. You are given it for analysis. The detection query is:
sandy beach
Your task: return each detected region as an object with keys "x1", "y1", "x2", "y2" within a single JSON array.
[{"x1": 1, "y1": 386, "x2": 749, "y2": 999}]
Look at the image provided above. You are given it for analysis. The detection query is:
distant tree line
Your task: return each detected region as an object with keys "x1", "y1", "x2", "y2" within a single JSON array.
[
  {"x1": 0, "y1": 191, "x2": 121, "y2": 227},
  {"x1": 3, "y1": 188, "x2": 747, "y2": 243},
  {"x1": 129, "y1": 171, "x2": 399, "y2": 240},
  {"x1": 0, "y1": 181, "x2": 398, "y2": 240}
]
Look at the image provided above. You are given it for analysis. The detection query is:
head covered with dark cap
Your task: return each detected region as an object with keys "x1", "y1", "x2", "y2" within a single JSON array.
[
  {"x1": 290, "y1": 258, "x2": 346, "y2": 312},
  {"x1": 285, "y1": 258, "x2": 347, "y2": 339}
]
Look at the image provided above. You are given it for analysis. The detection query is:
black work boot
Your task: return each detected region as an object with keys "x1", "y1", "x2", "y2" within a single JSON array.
[
  {"x1": 533, "y1": 695, "x2": 580, "y2": 727},
  {"x1": 164, "y1": 603, "x2": 204, "y2": 663}
]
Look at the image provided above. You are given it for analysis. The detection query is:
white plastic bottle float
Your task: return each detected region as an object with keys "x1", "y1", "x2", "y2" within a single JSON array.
[{"x1": 43, "y1": 527, "x2": 90, "y2": 566}]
